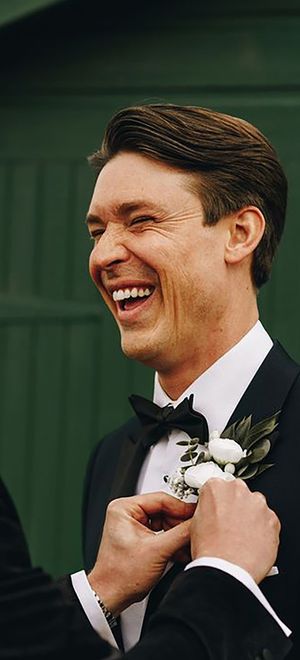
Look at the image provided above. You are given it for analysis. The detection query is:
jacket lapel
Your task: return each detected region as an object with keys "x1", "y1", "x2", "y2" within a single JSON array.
[
  {"x1": 224, "y1": 340, "x2": 300, "y2": 429},
  {"x1": 109, "y1": 424, "x2": 148, "y2": 501}
]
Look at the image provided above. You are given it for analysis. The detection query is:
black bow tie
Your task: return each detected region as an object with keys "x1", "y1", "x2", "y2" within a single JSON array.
[{"x1": 129, "y1": 393, "x2": 209, "y2": 449}]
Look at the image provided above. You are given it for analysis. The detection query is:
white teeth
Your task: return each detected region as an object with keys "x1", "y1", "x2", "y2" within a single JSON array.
[
  {"x1": 112, "y1": 290, "x2": 126, "y2": 301},
  {"x1": 112, "y1": 286, "x2": 153, "y2": 302}
]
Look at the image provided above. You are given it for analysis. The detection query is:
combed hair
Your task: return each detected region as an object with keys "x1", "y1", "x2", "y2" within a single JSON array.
[{"x1": 89, "y1": 104, "x2": 287, "y2": 288}]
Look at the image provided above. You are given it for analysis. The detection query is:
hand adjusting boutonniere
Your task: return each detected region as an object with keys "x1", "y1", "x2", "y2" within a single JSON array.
[{"x1": 164, "y1": 411, "x2": 280, "y2": 500}]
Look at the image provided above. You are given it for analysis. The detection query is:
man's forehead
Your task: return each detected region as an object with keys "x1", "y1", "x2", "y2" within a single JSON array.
[{"x1": 93, "y1": 151, "x2": 193, "y2": 196}]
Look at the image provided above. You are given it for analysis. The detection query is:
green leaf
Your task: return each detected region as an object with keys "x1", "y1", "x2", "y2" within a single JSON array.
[
  {"x1": 238, "y1": 464, "x2": 260, "y2": 480},
  {"x1": 236, "y1": 463, "x2": 250, "y2": 477},
  {"x1": 234, "y1": 456, "x2": 248, "y2": 472},
  {"x1": 255, "y1": 463, "x2": 274, "y2": 476},
  {"x1": 196, "y1": 452, "x2": 205, "y2": 464},
  {"x1": 221, "y1": 420, "x2": 238, "y2": 439},
  {"x1": 181, "y1": 452, "x2": 198, "y2": 462},
  {"x1": 239, "y1": 462, "x2": 274, "y2": 481},
  {"x1": 246, "y1": 429, "x2": 277, "y2": 452},
  {"x1": 177, "y1": 438, "x2": 199, "y2": 446},
  {"x1": 222, "y1": 411, "x2": 280, "y2": 451},
  {"x1": 244, "y1": 411, "x2": 280, "y2": 449},
  {"x1": 234, "y1": 415, "x2": 252, "y2": 447},
  {"x1": 247, "y1": 439, "x2": 271, "y2": 464}
]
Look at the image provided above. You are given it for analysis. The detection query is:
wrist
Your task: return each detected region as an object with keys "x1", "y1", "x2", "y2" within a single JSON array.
[
  {"x1": 87, "y1": 570, "x2": 123, "y2": 617},
  {"x1": 91, "y1": 589, "x2": 118, "y2": 629}
]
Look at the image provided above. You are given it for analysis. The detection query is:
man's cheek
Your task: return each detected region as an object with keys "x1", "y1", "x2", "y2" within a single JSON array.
[{"x1": 89, "y1": 255, "x2": 99, "y2": 285}]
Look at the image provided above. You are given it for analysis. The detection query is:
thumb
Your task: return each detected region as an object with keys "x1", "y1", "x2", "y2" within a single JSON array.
[{"x1": 155, "y1": 518, "x2": 191, "y2": 559}]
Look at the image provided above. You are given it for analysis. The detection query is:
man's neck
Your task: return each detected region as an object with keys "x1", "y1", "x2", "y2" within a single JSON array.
[{"x1": 157, "y1": 317, "x2": 259, "y2": 400}]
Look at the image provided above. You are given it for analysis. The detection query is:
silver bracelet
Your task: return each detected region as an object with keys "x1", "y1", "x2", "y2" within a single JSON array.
[{"x1": 92, "y1": 590, "x2": 118, "y2": 629}]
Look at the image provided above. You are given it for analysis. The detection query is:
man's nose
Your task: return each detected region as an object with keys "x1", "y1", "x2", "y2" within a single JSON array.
[{"x1": 91, "y1": 225, "x2": 130, "y2": 270}]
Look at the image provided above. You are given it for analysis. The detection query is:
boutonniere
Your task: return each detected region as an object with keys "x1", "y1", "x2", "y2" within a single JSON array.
[{"x1": 164, "y1": 411, "x2": 280, "y2": 500}]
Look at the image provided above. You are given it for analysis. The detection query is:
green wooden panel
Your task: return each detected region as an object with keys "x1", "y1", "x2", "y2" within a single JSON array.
[
  {"x1": 36, "y1": 162, "x2": 73, "y2": 299},
  {"x1": 7, "y1": 163, "x2": 38, "y2": 294},
  {"x1": 26, "y1": 323, "x2": 67, "y2": 567},
  {"x1": 71, "y1": 162, "x2": 98, "y2": 301}
]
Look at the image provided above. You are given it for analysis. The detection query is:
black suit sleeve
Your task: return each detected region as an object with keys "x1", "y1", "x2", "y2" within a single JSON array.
[
  {"x1": 0, "y1": 567, "x2": 115, "y2": 659},
  {"x1": 126, "y1": 567, "x2": 292, "y2": 660},
  {"x1": 0, "y1": 476, "x2": 114, "y2": 659}
]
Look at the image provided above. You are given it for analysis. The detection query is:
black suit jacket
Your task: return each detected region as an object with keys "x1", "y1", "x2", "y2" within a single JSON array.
[
  {"x1": 0, "y1": 476, "x2": 113, "y2": 659},
  {"x1": 0, "y1": 476, "x2": 291, "y2": 660},
  {"x1": 83, "y1": 341, "x2": 300, "y2": 659}
]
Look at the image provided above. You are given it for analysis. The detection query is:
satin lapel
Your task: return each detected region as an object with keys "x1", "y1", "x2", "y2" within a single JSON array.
[
  {"x1": 109, "y1": 425, "x2": 148, "y2": 501},
  {"x1": 224, "y1": 340, "x2": 300, "y2": 430}
]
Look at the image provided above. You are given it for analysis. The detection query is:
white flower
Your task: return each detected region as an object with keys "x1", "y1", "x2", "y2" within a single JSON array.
[
  {"x1": 224, "y1": 463, "x2": 236, "y2": 474},
  {"x1": 208, "y1": 431, "x2": 245, "y2": 465},
  {"x1": 184, "y1": 461, "x2": 228, "y2": 489},
  {"x1": 164, "y1": 468, "x2": 196, "y2": 501}
]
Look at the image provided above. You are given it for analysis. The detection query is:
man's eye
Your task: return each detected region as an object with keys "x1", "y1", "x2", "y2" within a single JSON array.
[
  {"x1": 89, "y1": 229, "x2": 105, "y2": 241},
  {"x1": 130, "y1": 216, "x2": 153, "y2": 227}
]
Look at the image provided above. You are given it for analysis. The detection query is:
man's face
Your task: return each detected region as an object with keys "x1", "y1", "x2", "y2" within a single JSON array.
[{"x1": 87, "y1": 151, "x2": 230, "y2": 374}]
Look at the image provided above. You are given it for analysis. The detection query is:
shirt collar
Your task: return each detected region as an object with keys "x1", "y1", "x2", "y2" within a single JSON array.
[{"x1": 153, "y1": 320, "x2": 273, "y2": 434}]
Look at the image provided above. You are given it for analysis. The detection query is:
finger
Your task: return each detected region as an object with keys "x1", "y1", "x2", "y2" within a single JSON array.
[
  {"x1": 123, "y1": 492, "x2": 196, "y2": 524},
  {"x1": 155, "y1": 519, "x2": 192, "y2": 559},
  {"x1": 162, "y1": 515, "x2": 192, "y2": 531},
  {"x1": 150, "y1": 515, "x2": 163, "y2": 532},
  {"x1": 150, "y1": 510, "x2": 194, "y2": 532},
  {"x1": 252, "y1": 491, "x2": 267, "y2": 505}
]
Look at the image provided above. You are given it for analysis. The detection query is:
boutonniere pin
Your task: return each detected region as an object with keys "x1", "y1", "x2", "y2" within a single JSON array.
[{"x1": 164, "y1": 411, "x2": 280, "y2": 500}]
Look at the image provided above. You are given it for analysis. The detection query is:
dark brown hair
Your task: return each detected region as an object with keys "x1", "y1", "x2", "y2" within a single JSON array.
[{"x1": 89, "y1": 104, "x2": 287, "y2": 288}]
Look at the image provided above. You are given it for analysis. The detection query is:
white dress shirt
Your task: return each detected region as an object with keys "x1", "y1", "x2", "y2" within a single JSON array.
[{"x1": 72, "y1": 321, "x2": 291, "y2": 649}]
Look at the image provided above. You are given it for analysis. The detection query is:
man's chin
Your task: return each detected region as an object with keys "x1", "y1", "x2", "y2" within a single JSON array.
[{"x1": 120, "y1": 336, "x2": 158, "y2": 366}]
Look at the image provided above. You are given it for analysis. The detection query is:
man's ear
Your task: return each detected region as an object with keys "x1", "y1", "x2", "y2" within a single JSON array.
[{"x1": 224, "y1": 207, "x2": 265, "y2": 265}]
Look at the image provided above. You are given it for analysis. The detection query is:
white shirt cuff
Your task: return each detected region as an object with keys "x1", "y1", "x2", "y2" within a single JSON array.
[
  {"x1": 71, "y1": 570, "x2": 118, "y2": 648},
  {"x1": 185, "y1": 557, "x2": 291, "y2": 637}
]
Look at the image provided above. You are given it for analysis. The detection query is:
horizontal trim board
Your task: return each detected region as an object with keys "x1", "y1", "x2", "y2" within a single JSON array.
[
  {"x1": 3, "y1": 85, "x2": 300, "y2": 97},
  {"x1": 1, "y1": 16, "x2": 300, "y2": 90}
]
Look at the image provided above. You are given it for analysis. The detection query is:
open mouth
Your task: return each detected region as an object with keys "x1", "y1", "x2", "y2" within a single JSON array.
[{"x1": 112, "y1": 286, "x2": 154, "y2": 312}]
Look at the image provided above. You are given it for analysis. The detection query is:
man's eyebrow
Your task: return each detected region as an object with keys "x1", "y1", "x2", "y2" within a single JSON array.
[
  {"x1": 85, "y1": 213, "x2": 102, "y2": 226},
  {"x1": 85, "y1": 200, "x2": 163, "y2": 225},
  {"x1": 114, "y1": 200, "x2": 158, "y2": 215}
]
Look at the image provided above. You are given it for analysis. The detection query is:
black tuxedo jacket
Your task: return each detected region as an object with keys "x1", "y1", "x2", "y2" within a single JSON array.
[
  {"x1": 83, "y1": 341, "x2": 300, "y2": 659},
  {"x1": 0, "y1": 476, "x2": 290, "y2": 660}
]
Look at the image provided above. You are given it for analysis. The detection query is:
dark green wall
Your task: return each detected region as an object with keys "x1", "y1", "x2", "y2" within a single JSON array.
[{"x1": 1, "y1": 0, "x2": 300, "y2": 575}]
